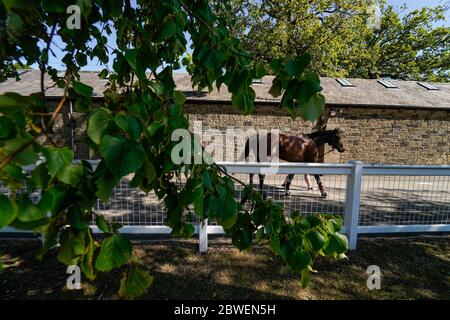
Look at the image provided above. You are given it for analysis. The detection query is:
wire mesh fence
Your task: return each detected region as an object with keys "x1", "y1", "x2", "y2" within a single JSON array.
[
  {"x1": 94, "y1": 175, "x2": 166, "y2": 226},
  {"x1": 359, "y1": 175, "x2": 450, "y2": 226},
  {"x1": 1, "y1": 163, "x2": 450, "y2": 230},
  {"x1": 92, "y1": 173, "x2": 348, "y2": 226}
]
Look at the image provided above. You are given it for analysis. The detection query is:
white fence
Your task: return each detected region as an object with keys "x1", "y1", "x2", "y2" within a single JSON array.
[{"x1": 2, "y1": 161, "x2": 450, "y2": 252}]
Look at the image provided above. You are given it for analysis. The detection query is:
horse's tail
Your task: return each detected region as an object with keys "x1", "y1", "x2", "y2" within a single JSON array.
[
  {"x1": 240, "y1": 137, "x2": 251, "y2": 162},
  {"x1": 240, "y1": 134, "x2": 257, "y2": 162}
]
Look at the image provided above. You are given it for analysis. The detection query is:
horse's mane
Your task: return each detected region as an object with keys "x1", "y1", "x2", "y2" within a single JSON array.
[{"x1": 306, "y1": 129, "x2": 340, "y2": 139}]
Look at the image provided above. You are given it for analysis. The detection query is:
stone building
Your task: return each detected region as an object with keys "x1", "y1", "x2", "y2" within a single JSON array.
[{"x1": 1, "y1": 70, "x2": 449, "y2": 164}]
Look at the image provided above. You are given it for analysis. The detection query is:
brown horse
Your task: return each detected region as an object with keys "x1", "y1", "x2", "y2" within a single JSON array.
[{"x1": 243, "y1": 129, "x2": 345, "y2": 198}]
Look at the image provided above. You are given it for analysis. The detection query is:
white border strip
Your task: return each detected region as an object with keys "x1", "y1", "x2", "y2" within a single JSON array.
[{"x1": 358, "y1": 224, "x2": 450, "y2": 233}]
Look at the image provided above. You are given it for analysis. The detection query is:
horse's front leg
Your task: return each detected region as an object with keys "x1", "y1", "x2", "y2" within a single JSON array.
[
  {"x1": 314, "y1": 175, "x2": 327, "y2": 198},
  {"x1": 282, "y1": 174, "x2": 295, "y2": 196},
  {"x1": 258, "y1": 174, "x2": 267, "y2": 199},
  {"x1": 249, "y1": 173, "x2": 254, "y2": 187}
]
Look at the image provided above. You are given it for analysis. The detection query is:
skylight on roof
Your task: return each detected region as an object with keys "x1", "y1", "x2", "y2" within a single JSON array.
[
  {"x1": 252, "y1": 79, "x2": 263, "y2": 84},
  {"x1": 378, "y1": 80, "x2": 398, "y2": 89},
  {"x1": 336, "y1": 78, "x2": 355, "y2": 87},
  {"x1": 417, "y1": 82, "x2": 439, "y2": 90}
]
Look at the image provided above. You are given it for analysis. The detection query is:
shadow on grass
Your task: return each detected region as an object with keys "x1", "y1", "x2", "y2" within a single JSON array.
[{"x1": 0, "y1": 235, "x2": 449, "y2": 300}]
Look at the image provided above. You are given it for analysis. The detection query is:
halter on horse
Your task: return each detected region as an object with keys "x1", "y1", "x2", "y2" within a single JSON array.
[{"x1": 243, "y1": 129, "x2": 346, "y2": 198}]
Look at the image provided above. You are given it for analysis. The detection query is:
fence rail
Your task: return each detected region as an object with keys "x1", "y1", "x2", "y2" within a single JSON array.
[{"x1": 1, "y1": 161, "x2": 450, "y2": 252}]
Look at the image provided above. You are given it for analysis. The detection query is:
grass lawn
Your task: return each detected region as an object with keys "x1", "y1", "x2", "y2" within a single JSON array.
[{"x1": 0, "y1": 235, "x2": 449, "y2": 300}]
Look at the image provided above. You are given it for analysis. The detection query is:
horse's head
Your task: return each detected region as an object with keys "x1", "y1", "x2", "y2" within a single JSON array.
[{"x1": 327, "y1": 128, "x2": 345, "y2": 152}]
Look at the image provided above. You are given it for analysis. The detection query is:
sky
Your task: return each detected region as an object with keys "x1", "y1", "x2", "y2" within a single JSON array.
[
  {"x1": 389, "y1": 0, "x2": 448, "y2": 11},
  {"x1": 32, "y1": 0, "x2": 450, "y2": 72}
]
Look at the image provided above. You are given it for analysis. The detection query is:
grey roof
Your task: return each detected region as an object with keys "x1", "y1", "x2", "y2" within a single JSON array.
[{"x1": 1, "y1": 70, "x2": 449, "y2": 110}]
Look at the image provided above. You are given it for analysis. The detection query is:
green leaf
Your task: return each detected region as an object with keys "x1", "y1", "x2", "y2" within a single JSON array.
[
  {"x1": 14, "y1": 147, "x2": 38, "y2": 166},
  {"x1": 306, "y1": 215, "x2": 321, "y2": 228},
  {"x1": 142, "y1": 158, "x2": 157, "y2": 183},
  {"x1": 159, "y1": 21, "x2": 177, "y2": 40},
  {"x1": 307, "y1": 230, "x2": 326, "y2": 251},
  {"x1": 0, "y1": 117, "x2": 13, "y2": 138},
  {"x1": 202, "y1": 170, "x2": 212, "y2": 190},
  {"x1": 219, "y1": 213, "x2": 238, "y2": 230},
  {"x1": 231, "y1": 88, "x2": 255, "y2": 114},
  {"x1": 87, "y1": 108, "x2": 111, "y2": 144},
  {"x1": 42, "y1": 147, "x2": 73, "y2": 177},
  {"x1": 1, "y1": 137, "x2": 31, "y2": 155},
  {"x1": 99, "y1": 135, "x2": 145, "y2": 179},
  {"x1": 9, "y1": 217, "x2": 48, "y2": 231},
  {"x1": 4, "y1": 0, "x2": 39, "y2": 10},
  {"x1": 17, "y1": 196, "x2": 45, "y2": 222},
  {"x1": 58, "y1": 164, "x2": 85, "y2": 187},
  {"x1": 0, "y1": 195, "x2": 17, "y2": 229},
  {"x1": 81, "y1": 233, "x2": 96, "y2": 280},
  {"x1": 270, "y1": 59, "x2": 283, "y2": 73},
  {"x1": 284, "y1": 247, "x2": 311, "y2": 272},
  {"x1": 95, "y1": 167, "x2": 118, "y2": 203},
  {"x1": 74, "y1": 98, "x2": 89, "y2": 112},
  {"x1": 42, "y1": 147, "x2": 83, "y2": 186},
  {"x1": 124, "y1": 48, "x2": 138, "y2": 70},
  {"x1": 173, "y1": 91, "x2": 186, "y2": 105},
  {"x1": 119, "y1": 265, "x2": 153, "y2": 299},
  {"x1": 72, "y1": 231, "x2": 87, "y2": 256},
  {"x1": 268, "y1": 77, "x2": 283, "y2": 97},
  {"x1": 255, "y1": 62, "x2": 266, "y2": 78},
  {"x1": 114, "y1": 114, "x2": 142, "y2": 140},
  {"x1": 73, "y1": 80, "x2": 93, "y2": 98},
  {"x1": 38, "y1": 187, "x2": 67, "y2": 215},
  {"x1": 98, "y1": 69, "x2": 109, "y2": 79},
  {"x1": 6, "y1": 12, "x2": 24, "y2": 37},
  {"x1": 96, "y1": 215, "x2": 112, "y2": 234},
  {"x1": 210, "y1": 197, "x2": 238, "y2": 221},
  {"x1": 327, "y1": 218, "x2": 343, "y2": 233},
  {"x1": 2, "y1": 164, "x2": 25, "y2": 181},
  {"x1": 57, "y1": 229, "x2": 79, "y2": 265},
  {"x1": 95, "y1": 234, "x2": 132, "y2": 272},
  {"x1": 0, "y1": 94, "x2": 26, "y2": 114},
  {"x1": 286, "y1": 53, "x2": 311, "y2": 78},
  {"x1": 300, "y1": 269, "x2": 311, "y2": 288},
  {"x1": 232, "y1": 227, "x2": 253, "y2": 250},
  {"x1": 68, "y1": 206, "x2": 90, "y2": 230},
  {"x1": 180, "y1": 178, "x2": 203, "y2": 206},
  {"x1": 127, "y1": 102, "x2": 148, "y2": 119},
  {"x1": 269, "y1": 235, "x2": 281, "y2": 255},
  {"x1": 296, "y1": 78, "x2": 322, "y2": 105},
  {"x1": 325, "y1": 233, "x2": 349, "y2": 255},
  {"x1": 147, "y1": 122, "x2": 163, "y2": 136},
  {"x1": 299, "y1": 93, "x2": 325, "y2": 122}
]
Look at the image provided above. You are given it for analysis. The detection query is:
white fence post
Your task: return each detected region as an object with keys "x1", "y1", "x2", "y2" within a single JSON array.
[
  {"x1": 199, "y1": 219, "x2": 208, "y2": 253},
  {"x1": 344, "y1": 161, "x2": 363, "y2": 250}
]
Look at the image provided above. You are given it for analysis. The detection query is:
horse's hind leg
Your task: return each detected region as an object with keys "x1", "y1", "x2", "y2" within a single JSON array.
[
  {"x1": 314, "y1": 175, "x2": 327, "y2": 198},
  {"x1": 282, "y1": 174, "x2": 295, "y2": 196},
  {"x1": 304, "y1": 174, "x2": 313, "y2": 190}
]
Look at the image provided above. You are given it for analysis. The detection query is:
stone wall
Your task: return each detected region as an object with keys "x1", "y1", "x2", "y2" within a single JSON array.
[
  {"x1": 185, "y1": 103, "x2": 450, "y2": 165},
  {"x1": 325, "y1": 107, "x2": 450, "y2": 164},
  {"x1": 56, "y1": 100, "x2": 449, "y2": 165}
]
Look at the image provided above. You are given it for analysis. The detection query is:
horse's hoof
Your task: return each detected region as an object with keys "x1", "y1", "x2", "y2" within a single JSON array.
[
  {"x1": 321, "y1": 192, "x2": 328, "y2": 199},
  {"x1": 284, "y1": 191, "x2": 291, "y2": 196},
  {"x1": 307, "y1": 187, "x2": 313, "y2": 191}
]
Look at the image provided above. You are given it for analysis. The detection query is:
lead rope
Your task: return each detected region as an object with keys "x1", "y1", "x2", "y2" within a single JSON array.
[{"x1": 319, "y1": 148, "x2": 335, "y2": 158}]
